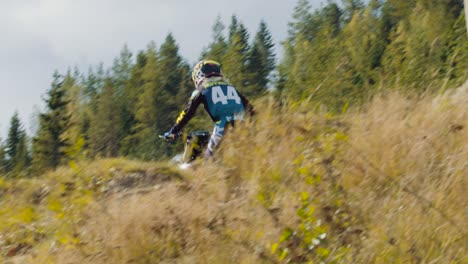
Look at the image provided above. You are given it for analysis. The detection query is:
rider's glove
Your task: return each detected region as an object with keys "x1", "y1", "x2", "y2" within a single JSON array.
[
  {"x1": 163, "y1": 132, "x2": 175, "y2": 140},
  {"x1": 166, "y1": 129, "x2": 183, "y2": 140},
  {"x1": 245, "y1": 104, "x2": 255, "y2": 117}
]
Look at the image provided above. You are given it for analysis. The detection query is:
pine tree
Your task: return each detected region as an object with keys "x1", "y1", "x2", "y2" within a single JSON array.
[
  {"x1": 128, "y1": 38, "x2": 188, "y2": 159},
  {"x1": 0, "y1": 139, "x2": 5, "y2": 175},
  {"x1": 159, "y1": 34, "x2": 183, "y2": 93},
  {"x1": 202, "y1": 16, "x2": 228, "y2": 62},
  {"x1": 237, "y1": 24, "x2": 250, "y2": 54},
  {"x1": 157, "y1": 33, "x2": 186, "y2": 129},
  {"x1": 223, "y1": 20, "x2": 253, "y2": 96},
  {"x1": 84, "y1": 67, "x2": 99, "y2": 106},
  {"x1": 88, "y1": 78, "x2": 122, "y2": 157},
  {"x1": 81, "y1": 67, "x2": 99, "y2": 153},
  {"x1": 124, "y1": 42, "x2": 161, "y2": 159},
  {"x1": 111, "y1": 45, "x2": 135, "y2": 153},
  {"x1": 288, "y1": 0, "x2": 313, "y2": 41},
  {"x1": 228, "y1": 15, "x2": 240, "y2": 45},
  {"x1": 342, "y1": 1, "x2": 385, "y2": 88},
  {"x1": 6, "y1": 112, "x2": 23, "y2": 168},
  {"x1": 342, "y1": 0, "x2": 365, "y2": 22},
  {"x1": 279, "y1": 0, "x2": 315, "y2": 99},
  {"x1": 61, "y1": 72, "x2": 87, "y2": 160},
  {"x1": 384, "y1": 0, "x2": 416, "y2": 24},
  {"x1": 120, "y1": 51, "x2": 148, "y2": 156},
  {"x1": 112, "y1": 44, "x2": 133, "y2": 95},
  {"x1": 32, "y1": 72, "x2": 70, "y2": 172},
  {"x1": 175, "y1": 64, "x2": 193, "y2": 107},
  {"x1": 247, "y1": 20, "x2": 276, "y2": 96},
  {"x1": 276, "y1": 38, "x2": 295, "y2": 99},
  {"x1": 4, "y1": 112, "x2": 30, "y2": 176},
  {"x1": 84, "y1": 63, "x2": 107, "y2": 119},
  {"x1": 285, "y1": 33, "x2": 315, "y2": 99},
  {"x1": 281, "y1": 1, "x2": 343, "y2": 101},
  {"x1": 124, "y1": 51, "x2": 147, "y2": 113},
  {"x1": 72, "y1": 66, "x2": 81, "y2": 81},
  {"x1": 322, "y1": 2, "x2": 343, "y2": 37},
  {"x1": 382, "y1": 0, "x2": 464, "y2": 91},
  {"x1": 11, "y1": 133, "x2": 29, "y2": 177}
]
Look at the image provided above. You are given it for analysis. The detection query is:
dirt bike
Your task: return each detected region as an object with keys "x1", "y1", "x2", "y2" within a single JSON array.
[{"x1": 160, "y1": 131, "x2": 211, "y2": 169}]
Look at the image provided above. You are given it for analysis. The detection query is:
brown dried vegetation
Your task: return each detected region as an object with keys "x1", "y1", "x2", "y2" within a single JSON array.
[{"x1": 1, "y1": 83, "x2": 467, "y2": 263}]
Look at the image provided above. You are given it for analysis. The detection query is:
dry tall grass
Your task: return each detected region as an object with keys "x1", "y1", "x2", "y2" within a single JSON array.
[
  {"x1": 200, "y1": 82, "x2": 467, "y2": 262},
  {"x1": 341, "y1": 85, "x2": 467, "y2": 262},
  {"x1": 2, "y1": 83, "x2": 467, "y2": 263}
]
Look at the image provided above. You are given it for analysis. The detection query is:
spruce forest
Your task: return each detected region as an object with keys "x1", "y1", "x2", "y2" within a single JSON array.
[
  {"x1": 0, "y1": 0, "x2": 467, "y2": 263},
  {"x1": 0, "y1": 0, "x2": 466, "y2": 175}
]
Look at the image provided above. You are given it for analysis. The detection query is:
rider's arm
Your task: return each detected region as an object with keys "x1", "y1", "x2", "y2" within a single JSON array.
[
  {"x1": 169, "y1": 90, "x2": 203, "y2": 134},
  {"x1": 238, "y1": 91, "x2": 255, "y2": 116}
]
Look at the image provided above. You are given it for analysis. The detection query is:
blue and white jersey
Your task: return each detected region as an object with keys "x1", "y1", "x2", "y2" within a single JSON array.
[
  {"x1": 169, "y1": 80, "x2": 252, "y2": 134},
  {"x1": 201, "y1": 82, "x2": 245, "y2": 122}
]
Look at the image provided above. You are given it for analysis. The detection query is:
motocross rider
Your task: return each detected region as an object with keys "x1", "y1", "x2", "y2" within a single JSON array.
[{"x1": 164, "y1": 60, "x2": 254, "y2": 157}]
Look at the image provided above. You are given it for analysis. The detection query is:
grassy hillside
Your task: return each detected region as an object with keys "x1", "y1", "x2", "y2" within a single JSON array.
[{"x1": 1, "y1": 83, "x2": 467, "y2": 263}]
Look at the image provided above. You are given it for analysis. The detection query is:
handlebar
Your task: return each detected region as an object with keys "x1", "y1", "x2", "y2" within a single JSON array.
[{"x1": 159, "y1": 132, "x2": 182, "y2": 141}]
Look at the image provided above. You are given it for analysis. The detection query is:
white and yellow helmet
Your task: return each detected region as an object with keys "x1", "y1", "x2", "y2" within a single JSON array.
[{"x1": 191, "y1": 60, "x2": 223, "y2": 88}]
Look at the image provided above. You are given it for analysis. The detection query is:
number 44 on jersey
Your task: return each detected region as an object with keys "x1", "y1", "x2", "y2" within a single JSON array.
[{"x1": 212, "y1": 86, "x2": 241, "y2": 105}]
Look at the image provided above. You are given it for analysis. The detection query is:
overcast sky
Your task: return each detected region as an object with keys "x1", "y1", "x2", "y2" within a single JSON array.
[{"x1": 0, "y1": 0, "x2": 323, "y2": 138}]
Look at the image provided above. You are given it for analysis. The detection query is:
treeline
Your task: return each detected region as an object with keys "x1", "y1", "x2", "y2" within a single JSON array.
[
  {"x1": 0, "y1": 0, "x2": 466, "y2": 177},
  {"x1": 278, "y1": 0, "x2": 466, "y2": 109},
  {"x1": 0, "y1": 15, "x2": 276, "y2": 176}
]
